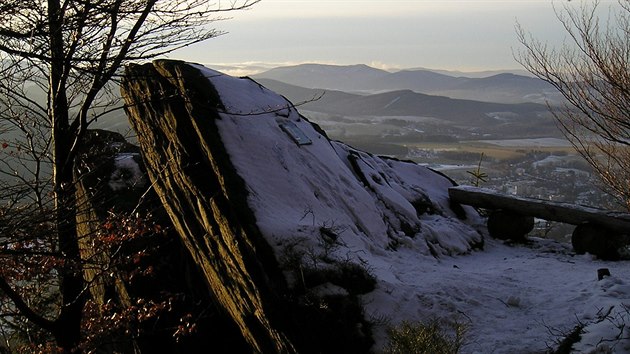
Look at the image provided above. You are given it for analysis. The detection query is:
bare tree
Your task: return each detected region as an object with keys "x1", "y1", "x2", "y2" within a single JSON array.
[
  {"x1": 516, "y1": 0, "x2": 630, "y2": 210},
  {"x1": 0, "y1": 0, "x2": 259, "y2": 352}
]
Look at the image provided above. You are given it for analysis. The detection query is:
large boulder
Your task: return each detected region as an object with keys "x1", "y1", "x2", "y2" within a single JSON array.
[
  {"x1": 74, "y1": 129, "x2": 248, "y2": 353},
  {"x1": 75, "y1": 129, "x2": 141, "y2": 307},
  {"x1": 120, "y1": 60, "x2": 484, "y2": 353}
]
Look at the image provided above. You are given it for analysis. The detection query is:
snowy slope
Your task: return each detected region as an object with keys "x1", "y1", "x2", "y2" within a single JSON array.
[
  {"x1": 368, "y1": 237, "x2": 630, "y2": 353},
  {"x1": 191, "y1": 64, "x2": 630, "y2": 353}
]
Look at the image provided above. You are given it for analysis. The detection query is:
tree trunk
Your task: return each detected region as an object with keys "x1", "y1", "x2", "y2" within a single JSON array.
[
  {"x1": 52, "y1": 167, "x2": 86, "y2": 353},
  {"x1": 48, "y1": 0, "x2": 86, "y2": 351}
]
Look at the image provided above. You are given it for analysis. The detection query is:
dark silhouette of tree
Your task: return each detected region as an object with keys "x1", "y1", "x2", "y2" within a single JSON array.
[
  {"x1": 0, "y1": 0, "x2": 259, "y2": 352},
  {"x1": 516, "y1": 0, "x2": 630, "y2": 210}
]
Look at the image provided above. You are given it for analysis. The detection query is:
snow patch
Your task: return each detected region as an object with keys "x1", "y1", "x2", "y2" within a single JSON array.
[{"x1": 108, "y1": 153, "x2": 145, "y2": 191}]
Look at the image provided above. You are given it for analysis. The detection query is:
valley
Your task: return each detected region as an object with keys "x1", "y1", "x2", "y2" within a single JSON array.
[{"x1": 316, "y1": 113, "x2": 615, "y2": 239}]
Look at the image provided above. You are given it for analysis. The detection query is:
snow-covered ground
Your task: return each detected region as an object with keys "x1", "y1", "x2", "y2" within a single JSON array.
[
  {"x1": 366, "y1": 237, "x2": 630, "y2": 353},
  {"x1": 191, "y1": 64, "x2": 630, "y2": 353}
]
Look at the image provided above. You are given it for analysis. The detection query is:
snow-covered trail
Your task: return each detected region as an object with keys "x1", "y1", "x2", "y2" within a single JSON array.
[{"x1": 365, "y1": 238, "x2": 630, "y2": 353}]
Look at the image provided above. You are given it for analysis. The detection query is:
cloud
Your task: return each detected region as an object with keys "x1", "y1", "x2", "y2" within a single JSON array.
[
  {"x1": 368, "y1": 61, "x2": 401, "y2": 72},
  {"x1": 203, "y1": 61, "x2": 340, "y2": 76}
]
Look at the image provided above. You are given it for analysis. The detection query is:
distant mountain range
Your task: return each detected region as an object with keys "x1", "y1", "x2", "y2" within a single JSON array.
[
  {"x1": 257, "y1": 78, "x2": 557, "y2": 137},
  {"x1": 409, "y1": 67, "x2": 535, "y2": 78},
  {"x1": 253, "y1": 63, "x2": 561, "y2": 104}
]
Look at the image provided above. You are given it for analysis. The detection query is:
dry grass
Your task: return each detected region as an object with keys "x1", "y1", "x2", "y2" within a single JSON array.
[{"x1": 384, "y1": 319, "x2": 468, "y2": 354}]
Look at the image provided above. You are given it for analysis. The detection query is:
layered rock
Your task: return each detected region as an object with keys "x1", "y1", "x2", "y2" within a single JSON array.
[
  {"x1": 75, "y1": 129, "x2": 139, "y2": 307},
  {"x1": 121, "y1": 60, "x2": 484, "y2": 352},
  {"x1": 74, "y1": 129, "x2": 248, "y2": 353}
]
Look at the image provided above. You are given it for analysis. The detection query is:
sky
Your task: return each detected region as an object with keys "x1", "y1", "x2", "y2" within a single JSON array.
[{"x1": 172, "y1": 0, "x2": 622, "y2": 74}]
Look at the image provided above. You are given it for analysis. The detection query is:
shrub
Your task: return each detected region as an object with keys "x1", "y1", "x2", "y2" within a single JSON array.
[{"x1": 384, "y1": 319, "x2": 467, "y2": 354}]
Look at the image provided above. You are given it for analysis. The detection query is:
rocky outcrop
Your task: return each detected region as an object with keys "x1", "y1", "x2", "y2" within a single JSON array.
[
  {"x1": 121, "y1": 61, "x2": 295, "y2": 353},
  {"x1": 120, "y1": 60, "x2": 484, "y2": 352},
  {"x1": 74, "y1": 129, "x2": 249, "y2": 353},
  {"x1": 75, "y1": 129, "x2": 143, "y2": 306}
]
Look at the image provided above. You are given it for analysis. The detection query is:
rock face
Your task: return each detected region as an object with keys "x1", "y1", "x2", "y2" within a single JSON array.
[
  {"x1": 75, "y1": 129, "x2": 143, "y2": 306},
  {"x1": 74, "y1": 129, "x2": 249, "y2": 353},
  {"x1": 121, "y1": 60, "x2": 484, "y2": 352}
]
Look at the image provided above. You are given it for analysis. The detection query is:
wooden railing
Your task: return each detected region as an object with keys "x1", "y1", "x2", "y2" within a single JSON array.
[{"x1": 448, "y1": 186, "x2": 630, "y2": 260}]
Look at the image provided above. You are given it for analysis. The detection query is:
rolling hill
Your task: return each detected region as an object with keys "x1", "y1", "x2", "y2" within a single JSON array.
[
  {"x1": 257, "y1": 78, "x2": 557, "y2": 137},
  {"x1": 253, "y1": 63, "x2": 560, "y2": 104}
]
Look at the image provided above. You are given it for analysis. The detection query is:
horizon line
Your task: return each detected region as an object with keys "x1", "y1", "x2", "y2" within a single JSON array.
[{"x1": 197, "y1": 61, "x2": 531, "y2": 77}]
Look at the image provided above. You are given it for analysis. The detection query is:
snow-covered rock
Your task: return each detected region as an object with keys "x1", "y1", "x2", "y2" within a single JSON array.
[
  {"x1": 121, "y1": 60, "x2": 484, "y2": 353},
  {"x1": 75, "y1": 129, "x2": 250, "y2": 352},
  {"x1": 121, "y1": 60, "x2": 630, "y2": 354}
]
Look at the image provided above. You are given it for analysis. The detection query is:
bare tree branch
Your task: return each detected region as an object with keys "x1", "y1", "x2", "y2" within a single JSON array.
[
  {"x1": 516, "y1": 0, "x2": 630, "y2": 210},
  {"x1": 0, "y1": 277, "x2": 55, "y2": 332}
]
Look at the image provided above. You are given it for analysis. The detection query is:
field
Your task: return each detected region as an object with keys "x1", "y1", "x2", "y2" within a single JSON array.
[{"x1": 406, "y1": 139, "x2": 577, "y2": 162}]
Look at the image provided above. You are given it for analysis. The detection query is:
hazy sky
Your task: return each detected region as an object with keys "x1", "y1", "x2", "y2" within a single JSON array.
[{"x1": 172, "y1": 0, "x2": 621, "y2": 73}]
